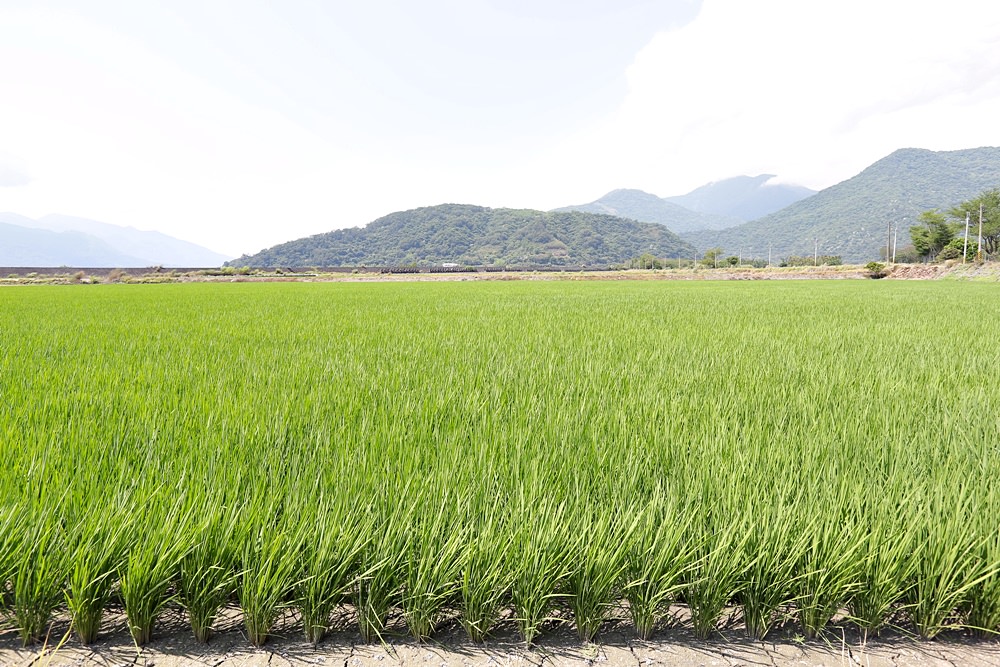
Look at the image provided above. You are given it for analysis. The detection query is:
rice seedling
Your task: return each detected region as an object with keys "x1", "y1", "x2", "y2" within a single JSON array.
[
  {"x1": 118, "y1": 494, "x2": 191, "y2": 646},
  {"x1": 621, "y1": 491, "x2": 693, "y2": 640},
  {"x1": 683, "y1": 516, "x2": 750, "y2": 640},
  {"x1": 400, "y1": 491, "x2": 464, "y2": 641},
  {"x1": 566, "y1": 500, "x2": 637, "y2": 642},
  {"x1": 907, "y1": 484, "x2": 986, "y2": 639},
  {"x1": 964, "y1": 477, "x2": 1000, "y2": 638},
  {"x1": 64, "y1": 501, "x2": 131, "y2": 644},
  {"x1": 294, "y1": 497, "x2": 369, "y2": 645},
  {"x1": 738, "y1": 496, "x2": 807, "y2": 641},
  {"x1": 458, "y1": 506, "x2": 513, "y2": 642},
  {"x1": 509, "y1": 493, "x2": 572, "y2": 645},
  {"x1": 353, "y1": 497, "x2": 409, "y2": 644},
  {"x1": 11, "y1": 508, "x2": 66, "y2": 646},
  {"x1": 0, "y1": 504, "x2": 24, "y2": 617},
  {"x1": 847, "y1": 489, "x2": 919, "y2": 640},
  {"x1": 178, "y1": 504, "x2": 241, "y2": 643},
  {"x1": 793, "y1": 500, "x2": 865, "y2": 640},
  {"x1": 238, "y1": 513, "x2": 301, "y2": 647}
]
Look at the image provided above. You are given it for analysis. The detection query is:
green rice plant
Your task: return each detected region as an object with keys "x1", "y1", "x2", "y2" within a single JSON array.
[
  {"x1": 11, "y1": 508, "x2": 66, "y2": 646},
  {"x1": 295, "y1": 499, "x2": 369, "y2": 645},
  {"x1": 964, "y1": 481, "x2": 1000, "y2": 637},
  {"x1": 64, "y1": 502, "x2": 131, "y2": 644},
  {"x1": 178, "y1": 505, "x2": 241, "y2": 643},
  {"x1": 793, "y1": 502, "x2": 865, "y2": 640},
  {"x1": 0, "y1": 504, "x2": 24, "y2": 616},
  {"x1": 458, "y1": 506, "x2": 513, "y2": 642},
  {"x1": 907, "y1": 484, "x2": 986, "y2": 639},
  {"x1": 509, "y1": 495, "x2": 572, "y2": 645},
  {"x1": 238, "y1": 517, "x2": 300, "y2": 647},
  {"x1": 119, "y1": 495, "x2": 191, "y2": 646},
  {"x1": 4, "y1": 280, "x2": 1000, "y2": 651},
  {"x1": 683, "y1": 517, "x2": 749, "y2": 640},
  {"x1": 401, "y1": 494, "x2": 464, "y2": 641},
  {"x1": 621, "y1": 492, "x2": 693, "y2": 639},
  {"x1": 565, "y1": 501, "x2": 637, "y2": 642},
  {"x1": 353, "y1": 498, "x2": 408, "y2": 644},
  {"x1": 738, "y1": 497, "x2": 807, "y2": 641},
  {"x1": 847, "y1": 491, "x2": 919, "y2": 639}
]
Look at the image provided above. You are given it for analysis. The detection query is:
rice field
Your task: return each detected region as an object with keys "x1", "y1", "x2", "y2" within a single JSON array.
[{"x1": 2, "y1": 280, "x2": 1000, "y2": 648}]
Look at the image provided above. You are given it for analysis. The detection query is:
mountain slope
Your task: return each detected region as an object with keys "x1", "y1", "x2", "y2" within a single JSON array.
[
  {"x1": 0, "y1": 213, "x2": 231, "y2": 267},
  {"x1": 26, "y1": 214, "x2": 231, "y2": 267},
  {"x1": 682, "y1": 147, "x2": 1000, "y2": 262},
  {"x1": 232, "y1": 203, "x2": 696, "y2": 267},
  {"x1": 0, "y1": 218, "x2": 149, "y2": 267},
  {"x1": 664, "y1": 175, "x2": 815, "y2": 220},
  {"x1": 554, "y1": 189, "x2": 741, "y2": 233}
]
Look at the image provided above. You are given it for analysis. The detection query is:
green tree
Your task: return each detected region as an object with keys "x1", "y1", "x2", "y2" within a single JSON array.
[
  {"x1": 909, "y1": 209, "x2": 954, "y2": 261},
  {"x1": 948, "y1": 188, "x2": 1000, "y2": 258},
  {"x1": 701, "y1": 247, "x2": 723, "y2": 267}
]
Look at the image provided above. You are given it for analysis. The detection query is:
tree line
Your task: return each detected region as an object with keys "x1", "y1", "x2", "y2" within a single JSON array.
[{"x1": 910, "y1": 188, "x2": 999, "y2": 262}]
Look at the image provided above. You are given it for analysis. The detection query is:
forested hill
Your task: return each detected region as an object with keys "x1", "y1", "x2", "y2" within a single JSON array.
[
  {"x1": 682, "y1": 147, "x2": 1000, "y2": 263},
  {"x1": 231, "y1": 204, "x2": 696, "y2": 268}
]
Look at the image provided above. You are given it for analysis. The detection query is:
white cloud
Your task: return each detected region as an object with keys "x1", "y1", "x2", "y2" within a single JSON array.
[
  {"x1": 0, "y1": 152, "x2": 31, "y2": 187},
  {"x1": 548, "y1": 0, "x2": 1000, "y2": 195}
]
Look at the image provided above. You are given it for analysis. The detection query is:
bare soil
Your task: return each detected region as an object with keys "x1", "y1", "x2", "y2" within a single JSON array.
[{"x1": 3, "y1": 606, "x2": 999, "y2": 667}]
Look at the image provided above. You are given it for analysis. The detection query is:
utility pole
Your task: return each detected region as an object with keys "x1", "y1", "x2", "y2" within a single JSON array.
[
  {"x1": 814, "y1": 238, "x2": 818, "y2": 266},
  {"x1": 768, "y1": 243, "x2": 772, "y2": 268},
  {"x1": 887, "y1": 218, "x2": 892, "y2": 264},
  {"x1": 892, "y1": 224, "x2": 898, "y2": 263},
  {"x1": 977, "y1": 202, "x2": 984, "y2": 262},
  {"x1": 963, "y1": 212, "x2": 970, "y2": 263},
  {"x1": 739, "y1": 249, "x2": 743, "y2": 267}
]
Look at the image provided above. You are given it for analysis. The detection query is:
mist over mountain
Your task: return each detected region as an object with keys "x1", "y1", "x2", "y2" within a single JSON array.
[
  {"x1": 681, "y1": 147, "x2": 1000, "y2": 263},
  {"x1": 231, "y1": 204, "x2": 696, "y2": 268},
  {"x1": 0, "y1": 213, "x2": 232, "y2": 267}
]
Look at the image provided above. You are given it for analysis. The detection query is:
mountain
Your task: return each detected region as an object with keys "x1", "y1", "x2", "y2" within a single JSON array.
[
  {"x1": 0, "y1": 217, "x2": 148, "y2": 267},
  {"x1": 231, "y1": 203, "x2": 696, "y2": 268},
  {"x1": 664, "y1": 175, "x2": 815, "y2": 221},
  {"x1": 681, "y1": 147, "x2": 1000, "y2": 263},
  {"x1": 553, "y1": 189, "x2": 741, "y2": 234},
  {"x1": 0, "y1": 213, "x2": 231, "y2": 267}
]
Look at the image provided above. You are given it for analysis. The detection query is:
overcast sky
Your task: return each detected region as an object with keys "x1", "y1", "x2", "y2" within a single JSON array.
[{"x1": 2, "y1": 0, "x2": 999, "y2": 257}]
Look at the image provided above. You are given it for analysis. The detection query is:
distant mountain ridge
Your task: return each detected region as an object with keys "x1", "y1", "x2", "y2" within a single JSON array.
[
  {"x1": 555, "y1": 176, "x2": 815, "y2": 234},
  {"x1": 681, "y1": 147, "x2": 1000, "y2": 263},
  {"x1": 231, "y1": 203, "x2": 696, "y2": 267},
  {"x1": 664, "y1": 175, "x2": 816, "y2": 221},
  {"x1": 553, "y1": 189, "x2": 741, "y2": 233},
  {"x1": 0, "y1": 213, "x2": 232, "y2": 267}
]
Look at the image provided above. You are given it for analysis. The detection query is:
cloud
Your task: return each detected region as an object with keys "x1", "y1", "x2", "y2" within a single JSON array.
[
  {"x1": 568, "y1": 0, "x2": 1000, "y2": 194},
  {"x1": 0, "y1": 167, "x2": 30, "y2": 188},
  {"x1": 0, "y1": 154, "x2": 30, "y2": 187}
]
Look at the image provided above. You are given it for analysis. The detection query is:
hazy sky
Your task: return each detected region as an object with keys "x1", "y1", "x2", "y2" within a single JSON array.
[{"x1": 2, "y1": 0, "x2": 999, "y2": 257}]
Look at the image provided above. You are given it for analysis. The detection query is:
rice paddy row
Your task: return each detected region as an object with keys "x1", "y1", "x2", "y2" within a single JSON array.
[{"x1": 1, "y1": 280, "x2": 999, "y2": 648}]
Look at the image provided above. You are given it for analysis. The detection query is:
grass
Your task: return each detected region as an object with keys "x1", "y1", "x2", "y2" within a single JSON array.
[{"x1": 0, "y1": 280, "x2": 999, "y2": 646}]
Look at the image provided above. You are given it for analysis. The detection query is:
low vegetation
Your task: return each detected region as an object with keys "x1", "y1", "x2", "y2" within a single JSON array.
[{"x1": 1, "y1": 281, "x2": 999, "y2": 648}]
